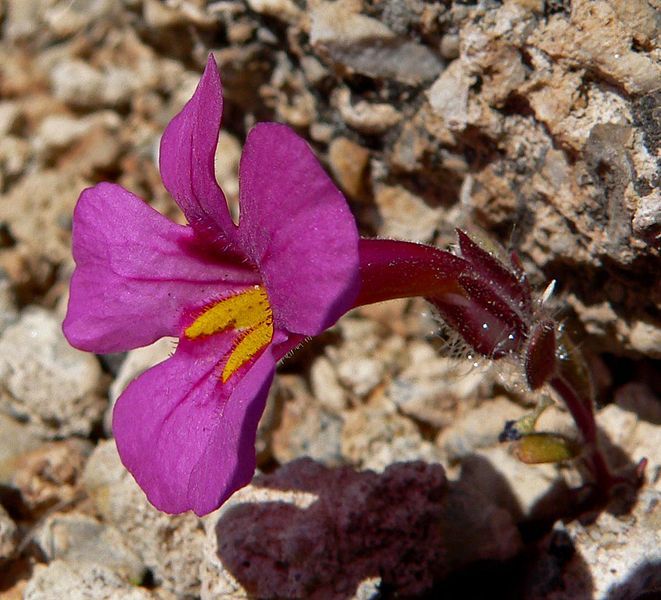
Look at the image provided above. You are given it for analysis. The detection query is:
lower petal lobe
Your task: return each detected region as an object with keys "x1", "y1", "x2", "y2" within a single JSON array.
[{"x1": 112, "y1": 331, "x2": 289, "y2": 516}]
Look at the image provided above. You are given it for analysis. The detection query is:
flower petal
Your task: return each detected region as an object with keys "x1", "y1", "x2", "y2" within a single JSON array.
[
  {"x1": 112, "y1": 331, "x2": 293, "y2": 515},
  {"x1": 237, "y1": 123, "x2": 360, "y2": 335},
  {"x1": 63, "y1": 183, "x2": 258, "y2": 353},
  {"x1": 159, "y1": 55, "x2": 236, "y2": 238}
]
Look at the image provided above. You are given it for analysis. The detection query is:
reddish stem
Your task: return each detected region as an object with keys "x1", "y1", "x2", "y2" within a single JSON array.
[
  {"x1": 354, "y1": 237, "x2": 632, "y2": 501},
  {"x1": 353, "y1": 238, "x2": 466, "y2": 308}
]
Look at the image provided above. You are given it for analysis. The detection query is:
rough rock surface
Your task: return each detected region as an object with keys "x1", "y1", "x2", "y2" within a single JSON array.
[
  {"x1": 0, "y1": 504, "x2": 17, "y2": 560},
  {"x1": 200, "y1": 458, "x2": 521, "y2": 598},
  {"x1": 525, "y1": 489, "x2": 661, "y2": 599},
  {"x1": 82, "y1": 440, "x2": 206, "y2": 598},
  {"x1": 24, "y1": 560, "x2": 156, "y2": 600},
  {"x1": 0, "y1": 309, "x2": 104, "y2": 438}
]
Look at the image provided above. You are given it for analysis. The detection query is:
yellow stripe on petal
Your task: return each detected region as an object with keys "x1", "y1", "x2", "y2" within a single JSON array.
[
  {"x1": 185, "y1": 285, "x2": 274, "y2": 383},
  {"x1": 185, "y1": 286, "x2": 272, "y2": 338},
  {"x1": 222, "y1": 317, "x2": 273, "y2": 382}
]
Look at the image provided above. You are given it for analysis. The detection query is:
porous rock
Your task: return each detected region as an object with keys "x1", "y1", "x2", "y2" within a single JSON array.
[
  {"x1": 388, "y1": 340, "x2": 486, "y2": 429},
  {"x1": 23, "y1": 560, "x2": 155, "y2": 600},
  {"x1": 10, "y1": 439, "x2": 92, "y2": 515},
  {"x1": 0, "y1": 414, "x2": 42, "y2": 483},
  {"x1": 36, "y1": 512, "x2": 146, "y2": 583},
  {"x1": 374, "y1": 184, "x2": 441, "y2": 243},
  {"x1": 437, "y1": 396, "x2": 527, "y2": 460},
  {"x1": 0, "y1": 503, "x2": 17, "y2": 560},
  {"x1": 271, "y1": 375, "x2": 343, "y2": 466},
  {"x1": 82, "y1": 440, "x2": 205, "y2": 598},
  {"x1": 525, "y1": 489, "x2": 661, "y2": 599},
  {"x1": 341, "y1": 403, "x2": 444, "y2": 471},
  {"x1": 202, "y1": 458, "x2": 521, "y2": 598},
  {"x1": 310, "y1": 0, "x2": 443, "y2": 85},
  {"x1": 0, "y1": 308, "x2": 104, "y2": 438}
]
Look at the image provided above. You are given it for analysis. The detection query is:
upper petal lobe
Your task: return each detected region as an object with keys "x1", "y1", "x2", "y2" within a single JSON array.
[
  {"x1": 159, "y1": 55, "x2": 236, "y2": 239},
  {"x1": 237, "y1": 123, "x2": 360, "y2": 336},
  {"x1": 63, "y1": 182, "x2": 258, "y2": 353}
]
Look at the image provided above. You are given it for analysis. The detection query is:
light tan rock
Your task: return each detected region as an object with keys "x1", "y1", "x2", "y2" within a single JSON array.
[
  {"x1": 341, "y1": 404, "x2": 444, "y2": 471},
  {"x1": 328, "y1": 136, "x2": 370, "y2": 199},
  {"x1": 310, "y1": 0, "x2": 442, "y2": 85},
  {"x1": 11, "y1": 439, "x2": 92, "y2": 515},
  {"x1": 0, "y1": 504, "x2": 17, "y2": 560},
  {"x1": 374, "y1": 184, "x2": 441, "y2": 243},
  {"x1": 24, "y1": 560, "x2": 155, "y2": 600},
  {"x1": 530, "y1": 0, "x2": 661, "y2": 95},
  {"x1": 82, "y1": 441, "x2": 205, "y2": 598},
  {"x1": 525, "y1": 489, "x2": 661, "y2": 599},
  {"x1": 333, "y1": 87, "x2": 402, "y2": 135},
  {"x1": 271, "y1": 375, "x2": 343, "y2": 466},
  {"x1": 0, "y1": 308, "x2": 104, "y2": 438},
  {"x1": 36, "y1": 512, "x2": 145, "y2": 583}
]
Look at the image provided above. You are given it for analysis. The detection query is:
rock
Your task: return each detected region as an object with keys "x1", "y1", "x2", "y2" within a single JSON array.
[
  {"x1": 438, "y1": 479, "x2": 523, "y2": 571},
  {"x1": 0, "y1": 414, "x2": 42, "y2": 483},
  {"x1": 613, "y1": 382, "x2": 661, "y2": 424},
  {"x1": 82, "y1": 440, "x2": 205, "y2": 598},
  {"x1": 309, "y1": 356, "x2": 347, "y2": 413},
  {"x1": 596, "y1": 403, "x2": 661, "y2": 491},
  {"x1": 43, "y1": 0, "x2": 118, "y2": 37},
  {"x1": 0, "y1": 134, "x2": 31, "y2": 183},
  {"x1": 142, "y1": 0, "x2": 217, "y2": 29},
  {"x1": 0, "y1": 273, "x2": 18, "y2": 334},
  {"x1": 332, "y1": 87, "x2": 402, "y2": 135},
  {"x1": 525, "y1": 489, "x2": 661, "y2": 599},
  {"x1": 428, "y1": 59, "x2": 471, "y2": 131},
  {"x1": 10, "y1": 439, "x2": 92, "y2": 515},
  {"x1": 341, "y1": 404, "x2": 444, "y2": 471},
  {"x1": 271, "y1": 375, "x2": 343, "y2": 466},
  {"x1": 310, "y1": 0, "x2": 442, "y2": 85},
  {"x1": 50, "y1": 60, "x2": 142, "y2": 109},
  {"x1": 23, "y1": 560, "x2": 155, "y2": 600},
  {"x1": 530, "y1": 0, "x2": 661, "y2": 95},
  {"x1": 336, "y1": 356, "x2": 384, "y2": 398},
  {"x1": 0, "y1": 101, "x2": 21, "y2": 136},
  {"x1": 327, "y1": 317, "x2": 405, "y2": 401},
  {"x1": 4, "y1": 0, "x2": 42, "y2": 40},
  {"x1": 214, "y1": 130, "x2": 242, "y2": 218},
  {"x1": 455, "y1": 446, "x2": 571, "y2": 522},
  {"x1": 387, "y1": 341, "x2": 487, "y2": 429},
  {"x1": 328, "y1": 137, "x2": 370, "y2": 200},
  {"x1": 0, "y1": 308, "x2": 104, "y2": 438},
  {"x1": 201, "y1": 458, "x2": 521, "y2": 598},
  {"x1": 34, "y1": 111, "x2": 121, "y2": 163},
  {"x1": 632, "y1": 191, "x2": 661, "y2": 241},
  {"x1": 0, "y1": 171, "x2": 88, "y2": 264},
  {"x1": 247, "y1": 0, "x2": 301, "y2": 23},
  {"x1": 50, "y1": 60, "x2": 105, "y2": 107},
  {"x1": 374, "y1": 185, "x2": 441, "y2": 243},
  {"x1": 36, "y1": 512, "x2": 145, "y2": 583},
  {"x1": 437, "y1": 397, "x2": 527, "y2": 459},
  {"x1": 629, "y1": 320, "x2": 661, "y2": 358},
  {"x1": 567, "y1": 295, "x2": 661, "y2": 358},
  {"x1": 0, "y1": 504, "x2": 17, "y2": 560}
]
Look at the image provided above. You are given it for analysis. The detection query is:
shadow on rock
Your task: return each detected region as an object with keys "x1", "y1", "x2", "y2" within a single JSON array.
[
  {"x1": 211, "y1": 458, "x2": 524, "y2": 598},
  {"x1": 605, "y1": 559, "x2": 661, "y2": 600}
]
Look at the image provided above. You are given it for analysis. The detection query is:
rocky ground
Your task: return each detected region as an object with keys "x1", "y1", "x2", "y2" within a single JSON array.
[{"x1": 0, "y1": 0, "x2": 659, "y2": 598}]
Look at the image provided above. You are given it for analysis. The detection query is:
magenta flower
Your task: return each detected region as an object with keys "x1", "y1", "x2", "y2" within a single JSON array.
[{"x1": 63, "y1": 56, "x2": 359, "y2": 516}]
